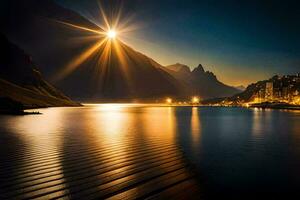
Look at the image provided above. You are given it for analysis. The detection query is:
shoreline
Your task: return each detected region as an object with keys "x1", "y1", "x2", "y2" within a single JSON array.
[
  {"x1": 0, "y1": 104, "x2": 83, "y2": 116},
  {"x1": 2, "y1": 103, "x2": 300, "y2": 115},
  {"x1": 84, "y1": 103, "x2": 300, "y2": 110},
  {"x1": 0, "y1": 110, "x2": 42, "y2": 115},
  {"x1": 249, "y1": 104, "x2": 300, "y2": 110}
]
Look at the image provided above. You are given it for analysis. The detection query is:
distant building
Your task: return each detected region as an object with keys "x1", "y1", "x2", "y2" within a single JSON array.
[
  {"x1": 293, "y1": 76, "x2": 300, "y2": 83},
  {"x1": 265, "y1": 82, "x2": 273, "y2": 100},
  {"x1": 273, "y1": 87, "x2": 281, "y2": 99},
  {"x1": 248, "y1": 74, "x2": 299, "y2": 104},
  {"x1": 282, "y1": 87, "x2": 289, "y2": 99}
]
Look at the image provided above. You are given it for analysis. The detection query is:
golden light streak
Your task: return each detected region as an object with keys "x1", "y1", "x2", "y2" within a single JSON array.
[
  {"x1": 112, "y1": 2, "x2": 123, "y2": 30},
  {"x1": 95, "y1": 39, "x2": 111, "y2": 87},
  {"x1": 118, "y1": 23, "x2": 140, "y2": 34},
  {"x1": 54, "y1": 38, "x2": 107, "y2": 81},
  {"x1": 111, "y1": 39, "x2": 134, "y2": 91},
  {"x1": 97, "y1": 1, "x2": 111, "y2": 31},
  {"x1": 98, "y1": 40, "x2": 112, "y2": 68},
  {"x1": 56, "y1": 20, "x2": 105, "y2": 35},
  {"x1": 112, "y1": 39, "x2": 128, "y2": 68},
  {"x1": 53, "y1": 1, "x2": 140, "y2": 89}
]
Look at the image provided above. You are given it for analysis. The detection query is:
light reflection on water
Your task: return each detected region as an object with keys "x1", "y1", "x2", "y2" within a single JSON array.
[
  {"x1": 0, "y1": 104, "x2": 300, "y2": 198},
  {"x1": 191, "y1": 107, "x2": 201, "y2": 149}
]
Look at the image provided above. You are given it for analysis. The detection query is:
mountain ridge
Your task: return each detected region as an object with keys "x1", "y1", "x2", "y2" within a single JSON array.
[
  {"x1": 162, "y1": 63, "x2": 240, "y2": 99},
  {"x1": 0, "y1": 34, "x2": 80, "y2": 109},
  {"x1": 1, "y1": 0, "x2": 240, "y2": 101}
]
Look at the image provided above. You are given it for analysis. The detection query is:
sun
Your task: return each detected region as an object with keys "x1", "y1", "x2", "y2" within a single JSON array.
[
  {"x1": 53, "y1": 2, "x2": 139, "y2": 81},
  {"x1": 107, "y1": 30, "x2": 117, "y2": 39}
]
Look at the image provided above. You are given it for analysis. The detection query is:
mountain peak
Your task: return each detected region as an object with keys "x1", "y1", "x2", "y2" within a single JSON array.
[{"x1": 192, "y1": 64, "x2": 205, "y2": 73}]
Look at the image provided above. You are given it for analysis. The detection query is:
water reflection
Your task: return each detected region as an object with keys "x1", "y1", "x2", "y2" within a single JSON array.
[
  {"x1": 95, "y1": 105, "x2": 132, "y2": 141},
  {"x1": 7, "y1": 108, "x2": 64, "y2": 147},
  {"x1": 191, "y1": 107, "x2": 201, "y2": 148},
  {"x1": 0, "y1": 108, "x2": 69, "y2": 198},
  {"x1": 1, "y1": 105, "x2": 300, "y2": 199},
  {"x1": 251, "y1": 108, "x2": 263, "y2": 138},
  {"x1": 142, "y1": 107, "x2": 177, "y2": 142}
]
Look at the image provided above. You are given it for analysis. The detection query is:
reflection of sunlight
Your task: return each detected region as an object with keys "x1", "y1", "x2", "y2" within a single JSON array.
[
  {"x1": 143, "y1": 107, "x2": 176, "y2": 142},
  {"x1": 191, "y1": 107, "x2": 201, "y2": 147},
  {"x1": 10, "y1": 108, "x2": 64, "y2": 149},
  {"x1": 96, "y1": 103, "x2": 127, "y2": 111},
  {"x1": 4, "y1": 108, "x2": 68, "y2": 197},
  {"x1": 93, "y1": 104, "x2": 133, "y2": 142},
  {"x1": 0, "y1": 104, "x2": 200, "y2": 199},
  {"x1": 101, "y1": 111, "x2": 125, "y2": 136},
  {"x1": 88, "y1": 104, "x2": 179, "y2": 146}
]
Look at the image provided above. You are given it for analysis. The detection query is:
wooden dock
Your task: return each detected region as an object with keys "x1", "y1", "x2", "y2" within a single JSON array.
[{"x1": 0, "y1": 137, "x2": 201, "y2": 199}]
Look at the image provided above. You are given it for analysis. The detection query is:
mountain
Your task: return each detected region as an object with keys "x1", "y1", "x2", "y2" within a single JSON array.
[
  {"x1": 165, "y1": 63, "x2": 191, "y2": 74},
  {"x1": 0, "y1": 0, "x2": 100, "y2": 77},
  {"x1": 0, "y1": 34, "x2": 79, "y2": 109},
  {"x1": 57, "y1": 40, "x2": 186, "y2": 100},
  {"x1": 162, "y1": 63, "x2": 240, "y2": 99},
  {"x1": 0, "y1": 0, "x2": 239, "y2": 101},
  {"x1": 0, "y1": 0, "x2": 186, "y2": 101},
  {"x1": 234, "y1": 85, "x2": 246, "y2": 91}
]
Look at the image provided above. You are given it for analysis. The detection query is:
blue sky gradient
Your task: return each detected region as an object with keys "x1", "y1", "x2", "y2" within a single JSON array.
[{"x1": 57, "y1": 0, "x2": 300, "y2": 86}]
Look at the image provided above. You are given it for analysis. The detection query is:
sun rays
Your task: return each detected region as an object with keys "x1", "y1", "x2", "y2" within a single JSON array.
[
  {"x1": 52, "y1": 1, "x2": 137, "y2": 84},
  {"x1": 107, "y1": 30, "x2": 117, "y2": 39}
]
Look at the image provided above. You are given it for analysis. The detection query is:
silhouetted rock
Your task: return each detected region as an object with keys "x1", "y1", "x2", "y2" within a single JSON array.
[
  {"x1": 0, "y1": 34, "x2": 80, "y2": 108},
  {"x1": 0, "y1": 97, "x2": 24, "y2": 114},
  {"x1": 192, "y1": 64, "x2": 205, "y2": 74}
]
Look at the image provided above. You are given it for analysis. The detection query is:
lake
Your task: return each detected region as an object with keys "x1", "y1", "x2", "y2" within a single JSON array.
[{"x1": 0, "y1": 104, "x2": 300, "y2": 199}]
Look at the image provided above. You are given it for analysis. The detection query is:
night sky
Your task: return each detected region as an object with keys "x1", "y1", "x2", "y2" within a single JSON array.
[{"x1": 57, "y1": 0, "x2": 300, "y2": 86}]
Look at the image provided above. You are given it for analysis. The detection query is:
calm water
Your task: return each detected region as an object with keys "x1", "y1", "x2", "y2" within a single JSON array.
[{"x1": 1, "y1": 104, "x2": 300, "y2": 199}]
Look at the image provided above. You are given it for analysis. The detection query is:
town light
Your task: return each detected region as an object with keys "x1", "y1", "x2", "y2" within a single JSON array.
[
  {"x1": 166, "y1": 98, "x2": 172, "y2": 104},
  {"x1": 192, "y1": 96, "x2": 200, "y2": 104}
]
